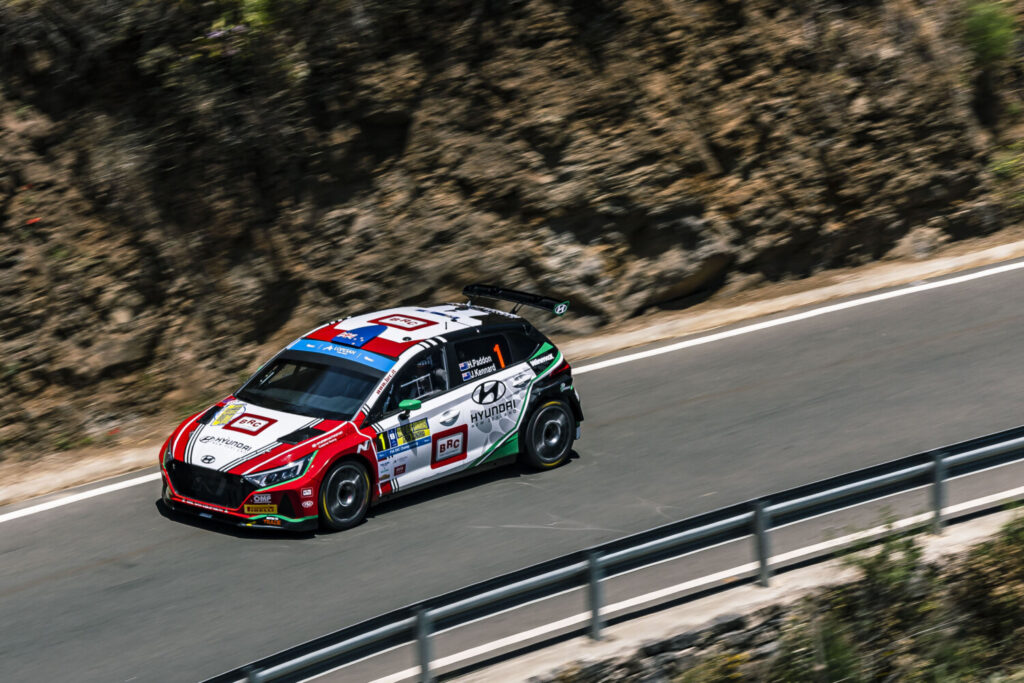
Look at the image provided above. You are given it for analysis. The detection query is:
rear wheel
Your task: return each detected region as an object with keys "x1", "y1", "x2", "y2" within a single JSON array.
[
  {"x1": 318, "y1": 460, "x2": 371, "y2": 531},
  {"x1": 522, "y1": 400, "x2": 574, "y2": 470}
]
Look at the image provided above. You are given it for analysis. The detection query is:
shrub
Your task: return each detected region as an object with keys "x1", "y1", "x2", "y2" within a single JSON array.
[{"x1": 964, "y1": 1, "x2": 1018, "y2": 68}]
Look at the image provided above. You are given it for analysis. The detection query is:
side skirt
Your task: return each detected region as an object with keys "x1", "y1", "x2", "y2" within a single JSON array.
[{"x1": 371, "y1": 455, "x2": 517, "y2": 506}]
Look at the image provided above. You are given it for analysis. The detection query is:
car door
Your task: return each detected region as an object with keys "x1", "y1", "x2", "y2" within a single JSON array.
[
  {"x1": 370, "y1": 346, "x2": 469, "y2": 494},
  {"x1": 451, "y1": 332, "x2": 534, "y2": 466}
]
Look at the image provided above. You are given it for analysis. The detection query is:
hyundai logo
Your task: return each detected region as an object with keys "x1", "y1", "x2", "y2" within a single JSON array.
[
  {"x1": 201, "y1": 455, "x2": 216, "y2": 464},
  {"x1": 472, "y1": 380, "x2": 506, "y2": 405}
]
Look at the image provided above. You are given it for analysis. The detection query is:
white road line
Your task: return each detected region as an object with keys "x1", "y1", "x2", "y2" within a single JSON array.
[
  {"x1": 363, "y1": 485, "x2": 1024, "y2": 683},
  {"x1": 0, "y1": 473, "x2": 162, "y2": 525},
  {"x1": 5, "y1": 259, "x2": 1024, "y2": 521},
  {"x1": 573, "y1": 259, "x2": 1024, "y2": 375}
]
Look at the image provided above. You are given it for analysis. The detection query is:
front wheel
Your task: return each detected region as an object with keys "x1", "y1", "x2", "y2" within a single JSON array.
[
  {"x1": 319, "y1": 460, "x2": 371, "y2": 531},
  {"x1": 522, "y1": 400, "x2": 574, "y2": 470}
]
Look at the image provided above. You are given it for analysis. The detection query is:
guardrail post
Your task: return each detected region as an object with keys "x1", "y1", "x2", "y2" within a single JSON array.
[
  {"x1": 416, "y1": 607, "x2": 434, "y2": 683},
  {"x1": 587, "y1": 551, "x2": 604, "y2": 640},
  {"x1": 753, "y1": 501, "x2": 772, "y2": 587},
  {"x1": 932, "y1": 451, "x2": 947, "y2": 534}
]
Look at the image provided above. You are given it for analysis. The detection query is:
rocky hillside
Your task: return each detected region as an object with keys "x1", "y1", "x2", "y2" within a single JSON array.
[{"x1": 0, "y1": 0, "x2": 1021, "y2": 457}]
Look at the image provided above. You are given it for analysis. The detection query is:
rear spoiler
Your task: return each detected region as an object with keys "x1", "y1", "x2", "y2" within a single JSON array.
[{"x1": 463, "y1": 284, "x2": 570, "y2": 316}]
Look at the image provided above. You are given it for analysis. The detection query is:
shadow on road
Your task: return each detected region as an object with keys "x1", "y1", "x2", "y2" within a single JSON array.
[{"x1": 154, "y1": 450, "x2": 580, "y2": 539}]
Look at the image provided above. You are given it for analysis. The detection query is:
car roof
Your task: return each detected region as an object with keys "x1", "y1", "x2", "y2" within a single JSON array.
[{"x1": 298, "y1": 304, "x2": 526, "y2": 359}]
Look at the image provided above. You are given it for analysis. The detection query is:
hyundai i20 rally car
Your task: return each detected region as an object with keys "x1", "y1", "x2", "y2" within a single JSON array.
[{"x1": 160, "y1": 285, "x2": 584, "y2": 532}]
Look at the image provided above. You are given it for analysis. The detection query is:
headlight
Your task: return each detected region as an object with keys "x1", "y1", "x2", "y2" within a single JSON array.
[
  {"x1": 242, "y1": 455, "x2": 313, "y2": 489},
  {"x1": 162, "y1": 442, "x2": 174, "y2": 467}
]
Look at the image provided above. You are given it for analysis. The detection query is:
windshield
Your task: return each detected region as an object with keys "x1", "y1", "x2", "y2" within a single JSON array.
[{"x1": 236, "y1": 357, "x2": 381, "y2": 421}]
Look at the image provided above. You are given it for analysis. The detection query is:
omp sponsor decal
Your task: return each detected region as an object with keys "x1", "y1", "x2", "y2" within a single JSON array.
[
  {"x1": 244, "y1": 504, "x2": 277, "y2": 514},
  {"x1": 369, "y1": 314, "x2": 435, "y2": 331},
  {"x1": 471, "y1": 399, "x2": 518, "y2": 425},
  {"x1": 211, "y1": 402, "x2": 245, "y2": 426},
  {"x1": 252, "y1": 493, "x2": 272, "y2": 504},
  {"x1": 431, "y1": 425, "x2": 468, "y2": 468},
  {"x1": 199, "y1": 435, "x2": 251, "y2": 451},
  {"x1": 375, "y1": 419, "x2": 430, "y2": 460},
  {"x1": 223, "y1": 413, "x2": 277, "y2": 436},
  {"x1": 287, "y1": 339, "x2": 396, "y2": 372},
  {"x1": 472, "y1": 380, "x2": 506, "y2": 405}
]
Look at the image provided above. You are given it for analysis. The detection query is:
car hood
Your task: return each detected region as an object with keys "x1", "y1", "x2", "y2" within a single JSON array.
[{"x1": 175, "y1": 399, "x2": 351, "y2": 474}]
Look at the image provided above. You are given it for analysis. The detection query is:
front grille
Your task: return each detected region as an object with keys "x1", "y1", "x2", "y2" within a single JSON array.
[{"x1": 167, "y1": 461, "x2": 254, "y2": 509}]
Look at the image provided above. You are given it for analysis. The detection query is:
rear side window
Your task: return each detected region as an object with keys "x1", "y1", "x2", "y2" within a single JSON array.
[
  {"x1": 453, "y1": 335, "x2": 511, "y2": 383},
  {"x1": 505, "y1": 329, "x2": 541, "y2": 363}
]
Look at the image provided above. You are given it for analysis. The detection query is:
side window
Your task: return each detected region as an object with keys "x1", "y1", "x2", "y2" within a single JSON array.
[
  {"x1": 453, "y1": 334, "x2": 511, "y2": 383},
  {"x1": 505, "y1": 329, "x2": 541, "y2": 364},
  {"x1": 381, "y1": 348, "x2": 449, "y2": 414}
]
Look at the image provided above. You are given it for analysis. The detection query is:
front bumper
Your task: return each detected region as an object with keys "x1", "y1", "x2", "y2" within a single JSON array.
[{"x1": 161, "y1": 463, "x2": 319, "y2": 532}]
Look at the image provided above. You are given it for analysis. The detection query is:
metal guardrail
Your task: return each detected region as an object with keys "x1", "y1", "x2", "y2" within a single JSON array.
[{"x1": 209, "y1": 425, "x2": 1024, "y2": 683}]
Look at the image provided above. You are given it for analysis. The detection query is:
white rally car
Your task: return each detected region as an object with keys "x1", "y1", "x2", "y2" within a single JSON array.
[{"x1": 160, "y1": 285, "x2": 584, "y2": 531}]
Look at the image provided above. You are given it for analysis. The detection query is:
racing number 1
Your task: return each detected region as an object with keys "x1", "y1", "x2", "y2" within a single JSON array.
[{"x1": 493, "y1": 344, "x2": 505, "y2": 369}]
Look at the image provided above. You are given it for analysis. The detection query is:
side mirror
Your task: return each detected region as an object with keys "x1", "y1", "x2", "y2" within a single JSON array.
[{"x1": 398, "y1": 398, "x2": 421, "y2": 419}]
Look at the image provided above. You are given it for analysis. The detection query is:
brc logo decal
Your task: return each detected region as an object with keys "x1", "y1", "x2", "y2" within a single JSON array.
[
  {"x1": 368, "y1": 314, "x2": 435, "y2": 331},
  {"x1": 431, "y1": 425, "x2": 468, "y2": 469},
  {"x1": 223, "y1": 414, "x2": 277, "y2": 436}
]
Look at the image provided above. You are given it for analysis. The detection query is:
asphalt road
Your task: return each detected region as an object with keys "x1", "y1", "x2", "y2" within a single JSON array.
[{"x1": 4, "y1": 262, "x2": 1024, "y2": 682}]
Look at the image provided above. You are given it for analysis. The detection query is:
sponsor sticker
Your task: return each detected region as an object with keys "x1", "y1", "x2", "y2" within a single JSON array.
[
  {"x1": 200, "y1": 455, "x2": 216, "y2": 465},
  {"x1": 211, "y1": 402, "x2": 245, "y2": 426},
  {"x1": 376, "y1": 419, "x2": 431, "y2": 460},
  {"x1": 301, "y1": 488, "x2": 313, "y2": 497},
  {"x1": 224, "y1": 413, "x2": 277, "y2": 436},
  {"x1": 264, "y1": 517, "x2": 282, "y2": 526},
  {"x1": 199, "y1": 435, "x2": 251, "y2": 451},
  {"x1": 394, "y1": 464, "x2": 406, "y2": 475},
  {"x1": 472, "y1": 380, "x2": 507, "y2": 405},
  {"x1": 301, "y1": 500, "x2": 314, "y2": 509},
  {"x1": 287, "y1": 339, "x2": 396, "y2": 372},
  {"x1": 244, "y1": 504, "x2": 277, "y2": 514},
  {"x1": 432, "y1": 425, "x2": 468, "y2": 468},
  {"x1": 252, "y1": 493, "x2": 272, "y2": 504},
  {"x1": 369, "y1": 314, "x2": 435, "y2": 331},
  {"x1": 529, "y1": 353, "x2": 555, "y2": 369}
]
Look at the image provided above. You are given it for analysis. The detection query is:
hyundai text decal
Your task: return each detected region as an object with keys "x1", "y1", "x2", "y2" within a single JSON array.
[
  {"x1": 471, "y1": 399, "x2": 517, "y2": 424},
  {"x1": 472, "y1": 380, "x2": 506, "y2": 405}
]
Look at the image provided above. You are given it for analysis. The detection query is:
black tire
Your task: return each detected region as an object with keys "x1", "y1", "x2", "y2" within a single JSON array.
[
  {"x1": 318, "y1": 459, "x2": 371, "y2": 531},
  {"x1": 522, "y1": 400, "x2": 574, "y2": 470}
]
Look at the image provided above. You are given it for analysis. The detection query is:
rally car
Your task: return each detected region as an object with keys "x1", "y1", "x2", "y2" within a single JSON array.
[{"x1": 160, "y1": 285, "x2": 583, "y2": 532}]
